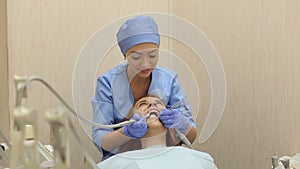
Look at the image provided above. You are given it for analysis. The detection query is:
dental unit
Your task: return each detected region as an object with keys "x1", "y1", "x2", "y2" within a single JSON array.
[
  {"x1": 10, "y1": 107, "x2": 39, "y2": 169},
  {"x1": 271, "y1": 154, "x2": 300, "y2": 169},
  {"x1": 6, "y1": 75, "x2": 136, "y2": 168}
]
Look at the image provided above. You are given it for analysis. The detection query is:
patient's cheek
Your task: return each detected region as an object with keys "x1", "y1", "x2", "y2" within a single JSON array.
[{"x1": 136, "y1": 108, "x2": 146, "y2": 117}]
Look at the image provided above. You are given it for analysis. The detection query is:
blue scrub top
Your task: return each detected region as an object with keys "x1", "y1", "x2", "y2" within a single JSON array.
[{"x1": 92, "y1": 63, "x2": 195, "y2": 160}]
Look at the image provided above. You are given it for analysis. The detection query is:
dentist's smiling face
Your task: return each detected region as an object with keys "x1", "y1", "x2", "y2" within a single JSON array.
[{"x1": 134, "y1": 96, "x2": 165, "y2": 127}]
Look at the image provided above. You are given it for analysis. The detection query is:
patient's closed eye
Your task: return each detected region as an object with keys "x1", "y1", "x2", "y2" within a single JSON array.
[
  {"x1": 155, "y1": 100, "x2": 164, "y2": 105},
  {"x1": 137, "y1": 101, "x2": 147, "y2": 107}
]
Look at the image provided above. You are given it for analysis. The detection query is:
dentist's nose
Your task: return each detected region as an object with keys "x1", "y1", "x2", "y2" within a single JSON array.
[{"x1": 140, "y1": 57, "x2": 151, "y2": 68}]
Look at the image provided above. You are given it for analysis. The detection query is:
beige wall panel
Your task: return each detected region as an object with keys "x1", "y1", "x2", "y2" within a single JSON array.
[
  {"x1": 161, "y1": 40, "x2": 211, "y2": 129},
  {"x1": 0, "y1": 0, "x2": 9, "y2": 138},
  {"x1": 7, "y1": 0, "x2": 170, "y2": 168},
  {"x1": 7, "y1": 0, "x2": 300, "y2": 168},
  {"x1": 173, "y1": 0, "x2": 300, "y2": 169}
]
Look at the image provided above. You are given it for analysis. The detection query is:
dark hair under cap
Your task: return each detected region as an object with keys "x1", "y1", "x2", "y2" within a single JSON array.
[{"x1": 116, "y1": 15, "x2": 160, "y2": 56}]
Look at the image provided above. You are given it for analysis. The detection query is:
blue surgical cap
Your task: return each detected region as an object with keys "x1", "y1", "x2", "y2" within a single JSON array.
[{"x1": 117, "y1": 15, "x2": 160, "y2": 56}]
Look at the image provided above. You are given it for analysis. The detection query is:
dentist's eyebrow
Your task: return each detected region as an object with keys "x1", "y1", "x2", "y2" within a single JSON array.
[
  {"x1": 130, "y1": 51, "x2": 143, "y2": 55},
  {"x1": 147, "y1": 49, "x2": 157, "y2": 54},
  {"x1": 130, "y1": 49, "x2": 157, "y2": 55}
]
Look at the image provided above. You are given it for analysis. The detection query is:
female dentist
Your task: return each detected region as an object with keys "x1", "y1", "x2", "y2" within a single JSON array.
[{"x1": 92, "y1": 15, "x2": 197, "y2": 160}]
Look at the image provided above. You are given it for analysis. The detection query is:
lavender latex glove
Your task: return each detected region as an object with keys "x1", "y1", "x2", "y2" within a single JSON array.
[
  {"x1": 159, "y1": 108, "x2": 190, "y2": 133},
  {"x1": 123, "y1": 114, "x2": 148, "y2": 138}
]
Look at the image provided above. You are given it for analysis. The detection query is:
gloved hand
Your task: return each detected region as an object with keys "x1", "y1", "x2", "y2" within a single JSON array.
[
  {"x1": 123, "y1": 114, "x2": 148, "y2": 138},
  {"x1": 159, "y1": 108, "x2": 190, "y2": 133}
]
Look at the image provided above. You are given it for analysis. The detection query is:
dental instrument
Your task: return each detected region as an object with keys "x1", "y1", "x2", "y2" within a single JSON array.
[
  {"x1": 10, "y1": 107, "x2": 39, "y2": 169},
  {"x1": 166, "y1": 100, "x2": 184, "y2": 110},
  {"x1": 165, "y1": 101, "x2": 193, "y2": 149},
  {"x1": 46, "y1": 108, "x2": 70, "y2": 169},
  {"x1": 22, "y1": 125, "x2": 39, "y2": 169},
  {"x1": 14, "y1": 76, "x2": 28, "y2": 107}
]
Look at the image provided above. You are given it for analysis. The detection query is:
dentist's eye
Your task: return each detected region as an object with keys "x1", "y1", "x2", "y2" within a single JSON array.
[
  {"x1": 131, "y1": 55, "x2": 141, "y2": 60},
  {"x1": 148, "y1": 54, "x2": 157, "y2": 58},
  {"x1": 148, "y1": 50, "x2": 158, "y2": 58}
]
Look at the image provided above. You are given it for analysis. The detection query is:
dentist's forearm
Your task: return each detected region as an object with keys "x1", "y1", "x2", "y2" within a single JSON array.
[
  {"x1": 102, "y1": 128, "x2": 131, "y2": 151},
  {"x1": 185, "y1": 125, "x2": 197, "y2": 143}
]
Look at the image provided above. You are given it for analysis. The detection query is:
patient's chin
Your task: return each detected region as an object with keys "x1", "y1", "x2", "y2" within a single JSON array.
[{"x1": 147, "y1": 119, "x2": 164, "y2": 128}]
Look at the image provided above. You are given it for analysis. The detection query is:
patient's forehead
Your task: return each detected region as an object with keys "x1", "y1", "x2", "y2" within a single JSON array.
[{"x1": 135, "y1": 96, "x2": 165, "y2": 107}]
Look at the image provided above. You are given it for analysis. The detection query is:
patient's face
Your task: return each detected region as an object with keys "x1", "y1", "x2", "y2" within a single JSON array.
[{"x1": 134, "y1": 96, "x2": 165, "y2": 127}]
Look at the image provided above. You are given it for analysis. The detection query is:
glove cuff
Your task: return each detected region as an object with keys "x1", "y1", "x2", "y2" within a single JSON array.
[
  {"x1": 123, "y1": 126, "x2": 136, "y2": 139},
  {"x1": 172, "y1": 115, "x2": 190, "y2": 133}
]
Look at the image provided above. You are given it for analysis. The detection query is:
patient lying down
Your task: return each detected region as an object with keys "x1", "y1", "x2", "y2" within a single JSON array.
[{"x1": 97, "y1": 96, "x2": 218, "y2": 169}]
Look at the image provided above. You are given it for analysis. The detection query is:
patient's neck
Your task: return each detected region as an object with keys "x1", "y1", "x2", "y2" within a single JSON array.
[{"x1": 141, "y1": 129, "x2": 167, "y2": 149}]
